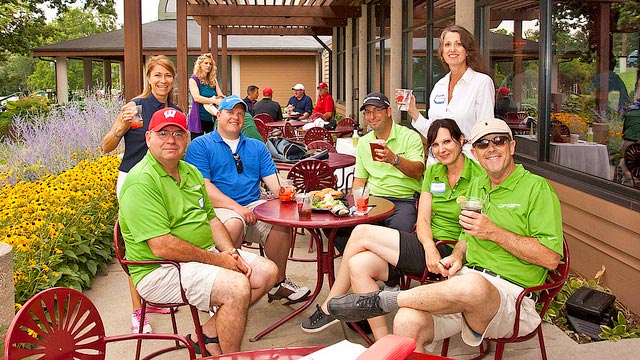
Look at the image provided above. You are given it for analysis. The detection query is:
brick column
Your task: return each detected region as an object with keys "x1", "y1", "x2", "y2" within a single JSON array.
[{"x1": 0, "y1": 243, "x2": 14, "y2": 335}]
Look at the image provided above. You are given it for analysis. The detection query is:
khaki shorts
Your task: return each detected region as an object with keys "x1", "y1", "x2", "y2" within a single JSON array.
[
  {"x1": 136, "y1": 248, "x2": 257, "y2": 312},
  {"x1": 431, "y1": 267, "x2": 541, "y2": 347},
  {"x1": 214, "y1": 200, "x2": 271, "y2": 245}
]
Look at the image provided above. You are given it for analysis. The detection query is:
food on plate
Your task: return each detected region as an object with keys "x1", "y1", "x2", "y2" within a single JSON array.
[
  {"x1": 309, "y1": 188, "x2": 343, "y2": 199},
  {"x1": 311, "y1": 197, "x2": 347, "y2": 210},
  {"x1": 330, "y1": 204, "x2": 350, "y2": 217}
]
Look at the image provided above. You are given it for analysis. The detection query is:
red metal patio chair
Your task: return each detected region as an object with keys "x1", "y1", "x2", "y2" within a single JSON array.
[
  {"x1": 113, "y1": 220, "x2": 209, "y2": 359},
  {"x1": 306, "y1": 140, "x2": 337, "y2": 153},
  {"x1": 254, "y1": 118, "x2": 270, "y2": 142},
  {"x1": 308, "y1": 112, "x2": 325, "y2": 121},
  {"x1": 254, "y1": 112, "x2": 275, "y2": 123},
  {"x1": 304, "y1": 127, "x2": 334, "y2": 146},
  {"x1": 440, "y1": 237, "x2": 571, "y2": 360},
  {"x1": 624, "y1": 143, "x2": 640, "y2": 188},
  {"x1": 3, "y1": 287, "x2": 195, "y2": 360},
  {"x1": 338, "y1": 117, "x2": 356, "y2": 128}
]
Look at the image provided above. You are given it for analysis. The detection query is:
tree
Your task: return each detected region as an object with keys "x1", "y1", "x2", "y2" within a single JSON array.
[{"x1": 0, "y1": 0, "x2": 115, "y2": 59}]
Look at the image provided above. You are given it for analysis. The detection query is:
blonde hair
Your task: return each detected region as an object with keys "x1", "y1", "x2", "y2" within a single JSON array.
[
  {"x1": 135, "y1": 55, "x2": 176, "y2": 104},
  {"x1": 193, "y1": 53, "x2": 220, "y2": 88}
]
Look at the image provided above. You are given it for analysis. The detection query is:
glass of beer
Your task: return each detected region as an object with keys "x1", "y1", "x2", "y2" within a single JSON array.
[{"x1": 460, "y1": 197, "x2": 484, "y2": 214}]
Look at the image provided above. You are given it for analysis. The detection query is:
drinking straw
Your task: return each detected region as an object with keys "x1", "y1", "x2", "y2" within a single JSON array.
[
  {"x1": 362, "y1": 178, "x2": 368, "y2": 196},
  {"x1": 275, "y1": 169, "x2": 282, "y2": 187}
]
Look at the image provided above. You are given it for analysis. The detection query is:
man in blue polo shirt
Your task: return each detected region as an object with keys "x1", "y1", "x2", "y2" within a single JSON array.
[{"x1": 185, "y1": 95, "x2": 310, "y2": 303}]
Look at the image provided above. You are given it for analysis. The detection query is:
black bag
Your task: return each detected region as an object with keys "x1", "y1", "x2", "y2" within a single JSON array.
[
  {"x1": 266, "y1": 137, "x2": 329, "y2": 163},
  {"x1": 323, "y1": 119, "x2": 337, "y2": 130}
]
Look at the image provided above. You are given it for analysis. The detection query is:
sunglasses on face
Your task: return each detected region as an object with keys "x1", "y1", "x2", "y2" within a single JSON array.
[
  {"x1": 472, "y1": 135, "x2": 511, "y2": 150},
  {"x1": 233, "y1": 153, "x2": 243, "y2": 173}
]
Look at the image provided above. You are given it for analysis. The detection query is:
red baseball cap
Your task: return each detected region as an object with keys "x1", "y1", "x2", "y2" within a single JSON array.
[
  {"x1": 263, "y1": 87, "x2": 273, "y2": 96},
  {"x1": 149, "y1": 108, "x2": 187, "y2": 132},
  {"x1": 317, "y1": 82, "x2": 328, "y2": 89},
  {"x1": 498, "y1": 86, "x2": 509, "y2": 96}
]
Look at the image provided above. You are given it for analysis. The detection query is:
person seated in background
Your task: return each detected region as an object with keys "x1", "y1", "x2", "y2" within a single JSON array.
[
  {"x1": 327, "y1": 119, "x2": 563, "y2": 354},
  {"x1": 301, "y1": 119, "x2": 484, "y2": 340},
  {"x1": 286, "y1": 83, "x2": 313, "y2": 120},
  {"x1": 253, "y1": 87, "x2": 283, "y2": 121},
  {"x1": 494, "y1": 86, "x2": 516, "y2": 119},
  {"x1": 312, "y1": 82, "x2": 335, "y2": 121},
  {"x1": 621, "y1": 80, "x2": 640, "y2": 182},
  {"x1": 119, "y1": 108, "x2": 278, "y2": 355},
  {"x1": 185, "y1": 95, "x2": 311, "y2": 304},
  {"x1": 243, "y1": 85, "x2": 259, "y2": 116}
]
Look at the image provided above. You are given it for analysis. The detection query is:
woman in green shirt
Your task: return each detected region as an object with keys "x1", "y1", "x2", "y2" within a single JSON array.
[{"x1": 301, "y1": 119, "x2": 484, "y2": 340}]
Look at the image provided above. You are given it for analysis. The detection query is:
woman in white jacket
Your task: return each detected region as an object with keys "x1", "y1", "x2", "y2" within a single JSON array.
[{"x1": 407, "y1": 25, "x2": 495, "y2": 160}]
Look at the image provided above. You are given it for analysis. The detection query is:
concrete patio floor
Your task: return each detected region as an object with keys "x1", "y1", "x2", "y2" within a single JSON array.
[{"x1": 85, "y1": 233, "x2": 640, "y2": 359}]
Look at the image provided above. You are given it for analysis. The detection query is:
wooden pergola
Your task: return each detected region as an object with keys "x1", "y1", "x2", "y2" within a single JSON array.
[{"x1": 123, "y1": 1, "x2": 361, "y2": 110}]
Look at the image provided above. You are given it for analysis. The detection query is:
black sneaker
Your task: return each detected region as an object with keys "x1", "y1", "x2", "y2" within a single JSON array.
[
  {"x1": 327, "y1": 291, "x2": 388, "y2": 322},
  {"x1": 300, "y1": 304, "x2": 339, "y2": 333}
]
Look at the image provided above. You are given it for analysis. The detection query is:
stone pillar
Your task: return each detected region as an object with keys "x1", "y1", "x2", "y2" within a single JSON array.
[
  {"x1": 0, "y1": 243, "x2": 14, "y2": 334},
  {"x1": 358, "y1": 3, "x2": 368, "y2": 128},
  {"x1": 56, "y1": 56, "x2": 68, "y2": 104}
]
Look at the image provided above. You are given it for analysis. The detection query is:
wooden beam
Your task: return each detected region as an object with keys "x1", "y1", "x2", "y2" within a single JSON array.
[
  {"x1": 123, "y1": 0, "x2": 142, "y2": 102},
  {"x1": 216, "y1": 27, "x2": 332, "y2": 36},
  {"x1": 200, "y1": 16, "x2": 210, "y2": 54},
  {"x1": 177, "y1": 0, "x2": 188, "y2": 111},
  {"x1": 206, "y1": 16, "x2": 346, "y2": 27},
  {"x1": 187, "y1": 4, "x2": 360, "y2": 18}
]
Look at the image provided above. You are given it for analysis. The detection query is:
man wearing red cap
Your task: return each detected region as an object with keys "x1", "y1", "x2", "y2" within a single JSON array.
[
  {"x1": 253, "y1": 87, "x2": 283, "y2": 121},
  {"x1": 119, "y1": 108, "x2": 278, "y2": 355},
  {"x1": 312, "y1": 82, "x2": 335, "y2": 121}
]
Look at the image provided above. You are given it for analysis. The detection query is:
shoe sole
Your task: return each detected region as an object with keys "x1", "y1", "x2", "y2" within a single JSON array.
[
  {"x1": 268, "y1": 289, "x2": 311, "y2": 304},
  {"x1": 300, "y1": 318, "x2": 340, "y2": 333}
]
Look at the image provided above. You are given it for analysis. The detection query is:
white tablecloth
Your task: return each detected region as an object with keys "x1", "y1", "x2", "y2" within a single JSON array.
[
  {"x1": 550, "y1": 142, "x2": 611, "y2": 180},
  {"x1": 335, "y1": 137, "x2": 357, "y2": 191}
]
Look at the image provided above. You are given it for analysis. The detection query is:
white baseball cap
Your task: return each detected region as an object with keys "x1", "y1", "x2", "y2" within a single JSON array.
[{"x1": 291, "y1": 83, "x2": 305, "y2": 91}]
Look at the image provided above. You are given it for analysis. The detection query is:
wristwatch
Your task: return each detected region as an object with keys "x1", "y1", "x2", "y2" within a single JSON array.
[{"x1": 392, "y1": 155, "x2": 401, "y2": 166}]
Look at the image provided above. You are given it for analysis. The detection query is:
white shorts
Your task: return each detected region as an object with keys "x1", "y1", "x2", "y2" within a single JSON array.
[
  {"x1": 214, "y1": 200, "x2": 271, "y2": 245},
  {"x1": 431, "y1": 267, "x2": 541, "y2": 347},
  {"x1": 136, "y1": 248, "x2": 258, "y2": 312}
]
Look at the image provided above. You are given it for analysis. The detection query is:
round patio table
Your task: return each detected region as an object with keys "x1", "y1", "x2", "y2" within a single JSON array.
[{"x1": 249, "y1": 195, "x2": 395, "y2": 342}]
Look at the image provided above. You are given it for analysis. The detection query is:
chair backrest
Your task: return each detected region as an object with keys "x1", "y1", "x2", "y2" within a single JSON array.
[
  {"x1": 254, "y1": 112, "x2": 275, "y2": 123},
  {"x1": 283, "y1": 121, "x2": 296, "y2": 139},
  {"x1": 624, "y1": 143, "x2": 640, "y2": 181},
  {"x1": 287, "y1": 158, "x2": 337, "y2": 193},
  {"x1": 504, "y1": 112, "x2": 519, "y2": 124},
  {"x1": 113, "y1": 219, "x2": 131, "y2": 276},
  {"x1": 254, "y1": 118, "x2": 270, "y2": 142},
  {"x1": 338, "y1": 117, "x2": 356, "y2": 128},
  {"x1": 536, "y1": 238, "x2": 571, "y2": 318},
  {"x1": 306, "y1": 140, "x2": 337, "y2": 153},
  {"x1": 304, "y1": 127, "x2": 333, "y2": 145},
  {"x1": 4, "y1": 287, "x2": 108, "y2": 359}
]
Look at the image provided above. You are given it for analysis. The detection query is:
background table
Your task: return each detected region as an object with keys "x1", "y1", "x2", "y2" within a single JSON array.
[
  {"x1": 250, "y1": 196, "x2": 395, "y2": 341},
  {"x1": 515, "y1": 135, "x2": 612, "y2": 179}
]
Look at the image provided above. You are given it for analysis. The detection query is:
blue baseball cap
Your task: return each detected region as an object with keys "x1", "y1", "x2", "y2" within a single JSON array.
[{"x1": 218, "y1": 95, "x2": 247, "y2": 111}]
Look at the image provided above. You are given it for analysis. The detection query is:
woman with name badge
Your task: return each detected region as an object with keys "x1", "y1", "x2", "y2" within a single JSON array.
[
  {"x1": 300, "y1": 119, "x2": 484, "y2": 340},
  {"x1": 406, "y1": 25, "x2": 495, "y2": 161},
  {"x1": 188, "y1": 53, "x2": 225, "y2": 140}
]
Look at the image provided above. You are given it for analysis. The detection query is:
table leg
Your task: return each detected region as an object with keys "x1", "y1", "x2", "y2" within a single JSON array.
[{"x1": 250, "y1": 228, "x2": 329, "y2": 341}]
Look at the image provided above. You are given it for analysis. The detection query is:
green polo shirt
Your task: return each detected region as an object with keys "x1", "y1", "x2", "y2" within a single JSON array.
[
  {"x1": 623, "y1": 107, "x2": 640, "y2": 141},
  {"x1": 119, "y1": 151, "x2": 217, "y2": 286},
  {"x1": 355, "y1": 122, "x2": 424, "y2": 198},
  {"x1": 460, "y1": 164, "x2": 563, "y2": 288},
  {"x1": 422, "y1": 154, "x2": 484, "y2": 241}
]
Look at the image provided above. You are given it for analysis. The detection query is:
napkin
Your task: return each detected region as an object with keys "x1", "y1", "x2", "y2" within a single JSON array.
[
  {"x1": 300, "y1": 340, "x2": 366, "y2": 359},
  {"x1": 350, "y1": 206, "x2": 375, "y2": 215}
]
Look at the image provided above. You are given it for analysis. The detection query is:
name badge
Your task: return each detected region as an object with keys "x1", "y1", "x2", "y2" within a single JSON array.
[
  {"x1": 430, "y1": 182, "x2": 446, "y2": 194},
  {"x1": 199, "y1": 197, "x2": 205, "y2": 208},
  {"x1": 434, "y1": 94, "x2": 446, "y2": 104}
]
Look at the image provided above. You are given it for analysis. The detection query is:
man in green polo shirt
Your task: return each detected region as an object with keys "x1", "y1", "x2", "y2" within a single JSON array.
[
  {"x1": 119, "y1": 108, "x2": 278, "y2": 355},
  {"x1": 327, "y1": 118, "x2": 564, "y2": 353},
  {"x1": 333, "y1": 92, "x2": 425, "y2": 254}
]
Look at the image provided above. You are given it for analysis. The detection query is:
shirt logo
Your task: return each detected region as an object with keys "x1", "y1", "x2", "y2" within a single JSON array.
[
  {"x1": 498, "y1": 203, "x2": 521, "y2": 209},
  {"x1": 164, "y1": 109, "x2": 177, "y2": 118},
  {"x1": 434, "y1": 94, "x2": 446, "y2": 104}
]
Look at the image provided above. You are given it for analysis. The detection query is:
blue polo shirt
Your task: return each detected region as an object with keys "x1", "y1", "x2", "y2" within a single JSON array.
[
  {"x1": 185, "y1": 130, "x2": 277, "y2": 206},
  {"x1": 287, "y1": 94, "x2": 313, "y2": 115}
]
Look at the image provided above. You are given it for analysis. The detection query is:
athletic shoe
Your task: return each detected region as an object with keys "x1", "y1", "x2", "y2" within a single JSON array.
[
  {"x1": 131, "y1": 308, "x2": 152, "y2": 333},
  {"x1": 327, "y1": 290, "x2": 388, "y2": 322},
  {"x1": 301, "y1": 304, "x2": 339, "y2": 333},
  {"x1": 268, "y1": 278, "x2": 311, "y2": 303},
  {"x1": 383, "y1": 284, "x2": 400, "y2": 292}
]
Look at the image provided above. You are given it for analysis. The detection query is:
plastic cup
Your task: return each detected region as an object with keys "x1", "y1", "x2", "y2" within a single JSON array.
[
  {"x1": 369, "y1": 139, "x2": 385, "y2": 160},
  {"x1": 570, "y1": 134, "x2": 579, "y2": 144},
  {"x1": 130, "y1": 105, "x2": 143, "y2": 129},
  {"x1": 395, "y1": 89, "x2": 413, "y2": 111},
  {"x1": 278, "y1": 179, "x2": 296, "y2": 202},
  {"x1": 352, "y1": 187, "x2": 370, "y2": 215},
  {"x1": 461, "y1": 197, "x2": 484, "y2": 214},
  {"x1": 296, "y1": 193, "x2": 312, "y2": 219}
]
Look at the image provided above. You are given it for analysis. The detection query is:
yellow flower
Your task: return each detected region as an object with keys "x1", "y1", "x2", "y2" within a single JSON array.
[{"x1": 27, "y1": 328, "x2": 38, "y2": 338}]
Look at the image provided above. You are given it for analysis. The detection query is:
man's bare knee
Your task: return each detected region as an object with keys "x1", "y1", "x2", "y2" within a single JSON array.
[
  {"x1": 212, "y1": 271, "x2": 251, "y2": 306},
  {"x1": 394, "y1": 308, "x2": 434, "y2": 349}
]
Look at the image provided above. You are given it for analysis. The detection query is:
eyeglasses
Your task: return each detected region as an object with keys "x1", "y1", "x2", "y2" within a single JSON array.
[
  {"x1": 153, "y1": 130, "x2": 186, "y2": 140},
  {"x1": 472, "y1": 135, "x2": 511, "y2": 150},
  {"x1": 233, "y1": 153, "x2": 243, "y2": 173},
  {"x1": 363, "y1": 107, "x2": 386, "y2": 117}
]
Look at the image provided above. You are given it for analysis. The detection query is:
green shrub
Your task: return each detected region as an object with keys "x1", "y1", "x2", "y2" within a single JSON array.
[{"x1": 0, "y1": 96, "x2": 51, "y2": 138}]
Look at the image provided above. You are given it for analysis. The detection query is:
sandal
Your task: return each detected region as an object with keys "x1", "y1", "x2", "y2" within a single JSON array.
[{"x1": 186, "y1": 333, "x2": 219, "y2": 355}]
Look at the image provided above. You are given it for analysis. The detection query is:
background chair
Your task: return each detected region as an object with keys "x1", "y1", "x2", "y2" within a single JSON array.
[
  {"x1": 624, "y1": 143, "x2": 640, "y2": 188},
  {"x1": 286, "y1": 159, "x2": 337, "y2": 257},
  {"x1": 308, "y1": 112, "x2": 325, "y2": 121},
  {"x1": 440, "y1": 238, "x2": 571, "y2": 360},
  {"x1": 113, "y1": 220, "x2": 208, "y2": 359},
  {"x1": 337, "y1": 117, "x2": 356, "y2": 128},
  {"x1": 3, "y1": 287, "x2": 195, "y2": 360},
  {"x1": 304, "y1": 127, "x2": 334, "y2": 146},
  {"x1": 253, "y1": 118, "x2": 270, "y2": 142},
  {"x1": 254, "y1": 112, "x2": 275, "y2": 123},
  {"x1": 306, "y1": 140, "x2": 337, "y2": 153}
]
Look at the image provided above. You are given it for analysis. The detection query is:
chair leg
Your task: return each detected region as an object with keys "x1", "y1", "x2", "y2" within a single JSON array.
[
  {"x1": 440, "y1": 338, "x2": 450, "y2": 357},
  {"x1": 493, "y1": 342, "x2": 505, "y2": 360},
  {"x1": 189, "y1": 305, "x2": 208, "y2": 358},
  {"x1": 289, "y1": 228, "x2": 297, "y2": 257}
]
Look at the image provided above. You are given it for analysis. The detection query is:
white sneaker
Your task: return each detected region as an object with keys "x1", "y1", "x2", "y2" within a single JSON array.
[
  {"x1": 131, "y1": 309, "x2": 152, "y2": 333},
  {"x1": 268, "y1": 278, "x2": 311, "y2": 303}
]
